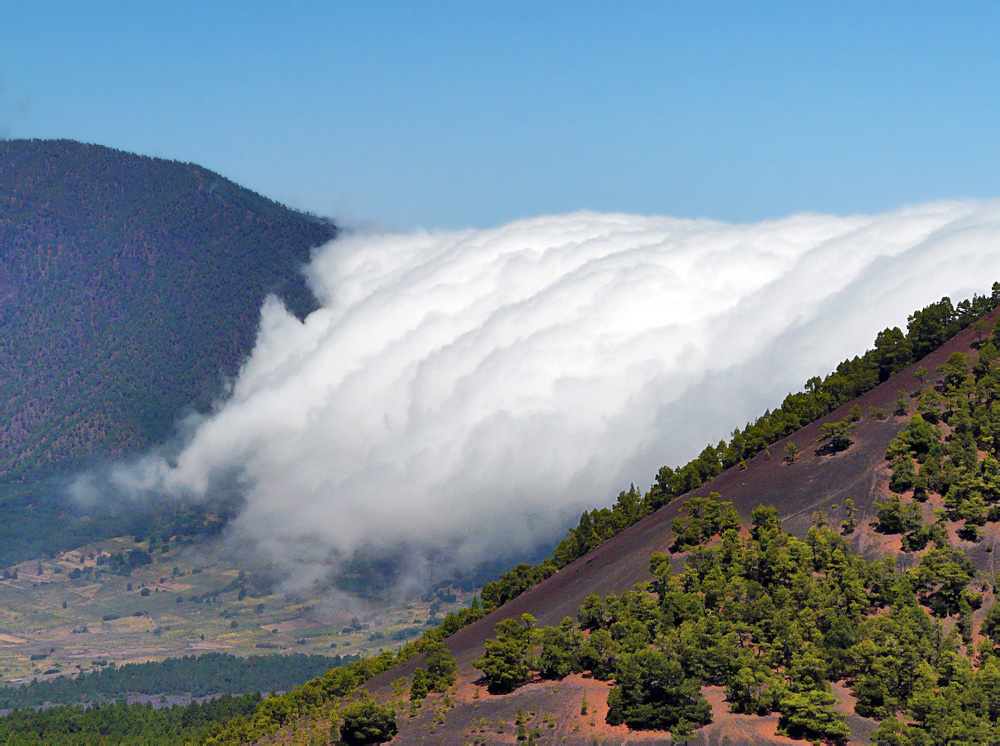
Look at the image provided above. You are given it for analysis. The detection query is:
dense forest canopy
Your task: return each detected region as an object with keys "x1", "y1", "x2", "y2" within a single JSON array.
[
  {"x1": 0, "y1": 693, "x2": 262, "y2": 745},
  {"x1": 0, "y1": 139, "x2": 336, "y2": 563},
  {"x1": 0, "y1": 139, "x2": 335, "y2": 480}
]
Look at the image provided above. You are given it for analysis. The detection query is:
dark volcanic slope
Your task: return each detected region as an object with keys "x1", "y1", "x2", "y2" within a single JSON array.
[
  {"x1": 370, "y1": 308, "x2": 998, "y2": 744},
  {"x1": 0, "y1": 139, "x2": 336, "y2": 480}
]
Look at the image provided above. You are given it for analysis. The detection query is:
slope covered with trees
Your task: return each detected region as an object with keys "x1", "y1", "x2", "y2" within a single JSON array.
[
  {"x1": 0, "y1": 139, "x2": 336, "y2": 563},
  {"x1": 470, "y1": 495, "x2": 1000, "y2": 744},
  {"x1": 0, "y1": 138, "x2": 335, "y2": 481}
]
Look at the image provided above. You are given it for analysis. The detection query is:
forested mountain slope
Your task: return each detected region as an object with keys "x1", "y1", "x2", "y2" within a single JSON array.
[{"x1": 0, "y1": 139, "x2": 336, "y2": 482}]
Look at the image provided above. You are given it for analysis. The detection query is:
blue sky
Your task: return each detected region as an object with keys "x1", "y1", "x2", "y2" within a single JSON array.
[{"x1": 2, "y1": 1, "x2": 998, "y2": 229}]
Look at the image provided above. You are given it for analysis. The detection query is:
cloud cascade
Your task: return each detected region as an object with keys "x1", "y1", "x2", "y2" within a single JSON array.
[{"x1": 113, "y1": 200, "x2": 1000, "y2": 588}]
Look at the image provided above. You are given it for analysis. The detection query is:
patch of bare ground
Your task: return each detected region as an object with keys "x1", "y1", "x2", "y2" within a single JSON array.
[
  {"x1": 387, "y1": 674, "x2": 664, "y2": 744},
  {"x1": 686, "y1": 686, "x2": 795, "y2": 746},
  {"x1": 370, "y1": 680, "x2": 877, "y2": 745}
]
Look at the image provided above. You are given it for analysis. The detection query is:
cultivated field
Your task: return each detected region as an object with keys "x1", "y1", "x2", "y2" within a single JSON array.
[{"x1": 0, "y1": 534, "x2": 473, "y2": 684}]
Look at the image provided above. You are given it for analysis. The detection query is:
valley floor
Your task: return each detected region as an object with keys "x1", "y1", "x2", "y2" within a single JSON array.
[{"x1": 0, "y1": 534, "x2": 473, "y2": 687}]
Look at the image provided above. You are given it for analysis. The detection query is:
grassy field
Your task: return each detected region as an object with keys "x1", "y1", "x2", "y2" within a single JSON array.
[{"x1": 0, "y1": 534, "x2": 474, "y2": 685}]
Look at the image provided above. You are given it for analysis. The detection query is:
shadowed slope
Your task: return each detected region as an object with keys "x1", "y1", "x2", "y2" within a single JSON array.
[{"x1": 0, "y1": 139, "x2": 336, "y2": 481}]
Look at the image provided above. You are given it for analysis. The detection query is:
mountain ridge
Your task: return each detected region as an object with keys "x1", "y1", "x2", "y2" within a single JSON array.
[
  {"x1": 377, "y1": 304, "x2": 995, "y2": 669},
  {"x1": 0, "y1": 138, "x2": 336, "y2": 482}
]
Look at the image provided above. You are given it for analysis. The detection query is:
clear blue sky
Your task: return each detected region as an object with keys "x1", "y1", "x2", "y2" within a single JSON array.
[{"x1": 2, "y1": 1, "x2": 998, "y2": 229}]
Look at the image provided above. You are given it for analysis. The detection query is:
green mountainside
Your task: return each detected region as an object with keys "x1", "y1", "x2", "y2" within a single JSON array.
[
  {"x1": 0, "y1": 139, "x2": 336, "y2": 482},
  {"x1": 0, "y1": 139, "x2": 335, "y2": 564}
]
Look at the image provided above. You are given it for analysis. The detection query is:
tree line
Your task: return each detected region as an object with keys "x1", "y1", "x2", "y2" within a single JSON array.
[
  {"x1": 480, "y1": 289, "x2": 1000, "y2": 614},
  {"x1": 0, "y1": 693, "x2": 262, "y2": 745},
  {"x1": 0, "y1": 653, "x2": 355, "y2": 710}
]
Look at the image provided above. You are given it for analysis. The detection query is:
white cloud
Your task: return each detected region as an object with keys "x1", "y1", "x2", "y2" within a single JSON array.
[{"x1": 108, "y1": 200, "x2": 1000, "y2": 588}]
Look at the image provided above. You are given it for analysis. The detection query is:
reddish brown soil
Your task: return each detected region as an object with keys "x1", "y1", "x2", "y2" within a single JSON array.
[{"x1": 364, "y1": 309, "x2": 999, "y2": 744}]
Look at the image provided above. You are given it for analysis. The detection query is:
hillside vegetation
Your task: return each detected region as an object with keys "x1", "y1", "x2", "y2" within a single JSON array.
[
  {"x1": 477, "y1": 289, "x2": 1000, "y2": 615},
  {"x1": 0, "y1": 138, "x2": 335, "y2": 481},
  {"x1": 0, "y1": 139, "x2": 336, "y2": 564},
  {"x1": 436, "y1": 293, "x2": 1000, "y2": 744}
]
